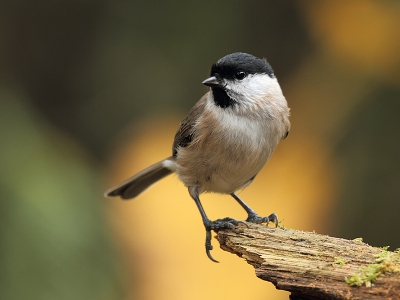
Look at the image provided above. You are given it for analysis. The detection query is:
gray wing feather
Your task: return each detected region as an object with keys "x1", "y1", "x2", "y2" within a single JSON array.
[{"x1": 172, "y1": 93, "x2": 208, "y2": 155}]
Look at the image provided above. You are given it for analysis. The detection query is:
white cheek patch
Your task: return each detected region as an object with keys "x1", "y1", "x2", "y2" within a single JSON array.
[{"x1": 225, "y1": 74, "x2": 279, "y2": 104}]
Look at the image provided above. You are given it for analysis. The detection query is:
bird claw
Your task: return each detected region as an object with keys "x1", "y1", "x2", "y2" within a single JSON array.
[
  {"x1": 204, "y1": 217, "x2": 240, "y2": 231},
  {"x1": 205, "y1": 230, "x2": 219, "y2": 263},
  {"x1": 203, "y1": 217, "x2": 240, "y2": 263},
  {"x1": 246, "y1": 212, "x2": 278, "y2": 227}
]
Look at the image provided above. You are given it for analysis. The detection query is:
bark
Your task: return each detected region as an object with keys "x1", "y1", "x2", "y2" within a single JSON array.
[{"x1": 216, "y1": 223, "x2": 400, "y2": 300}]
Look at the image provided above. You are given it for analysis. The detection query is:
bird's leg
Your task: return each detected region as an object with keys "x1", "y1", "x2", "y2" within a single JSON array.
[
  {"x1": 189, "y1": 188, "x2": 240, "y2": 263},
  {"x1": 230, "y1": 192, "x2": 278, "y2": 227}
]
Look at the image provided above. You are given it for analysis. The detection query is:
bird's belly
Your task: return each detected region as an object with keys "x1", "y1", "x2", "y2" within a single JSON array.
[
  {"x1": 202, "y1": 154, "x2": 266, "y2": 194},
  {"x1": 175, "y1": 129, "x2": 274, "y2": 194}
]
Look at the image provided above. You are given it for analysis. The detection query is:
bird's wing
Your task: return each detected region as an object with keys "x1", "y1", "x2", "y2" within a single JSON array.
[{"x1": 172, "y1": 93, "x2": 208, "y2": 156}]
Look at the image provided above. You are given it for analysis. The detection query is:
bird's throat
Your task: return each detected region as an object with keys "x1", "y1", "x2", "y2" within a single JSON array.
[{"x1": 212, "y1": 87, "x2": 235, "y2": 108}]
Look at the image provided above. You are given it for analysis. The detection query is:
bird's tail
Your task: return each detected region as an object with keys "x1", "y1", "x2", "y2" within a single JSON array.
[{"x1": 104, "y1": 156, "x2": 175, "y2": 199}]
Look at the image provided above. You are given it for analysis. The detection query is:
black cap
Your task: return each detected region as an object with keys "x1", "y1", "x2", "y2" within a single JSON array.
[{"x1": 210, "y1": 52, "x2": 274, "y2": 79}]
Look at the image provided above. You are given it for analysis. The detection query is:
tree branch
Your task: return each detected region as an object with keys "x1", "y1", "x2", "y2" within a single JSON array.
[{"x1": 216, "y1": 223, "x2": 400, "y2": 300}]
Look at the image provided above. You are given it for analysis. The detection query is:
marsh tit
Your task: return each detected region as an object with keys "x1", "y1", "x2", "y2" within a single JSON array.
[{"x1": 105, "y1": 52, "x2": 290, "y2": 262}]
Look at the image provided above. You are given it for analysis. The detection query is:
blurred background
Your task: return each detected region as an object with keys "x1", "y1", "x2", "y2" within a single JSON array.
[{"x1": 1, "y1": 0, "x2": 400, "y2": 299}]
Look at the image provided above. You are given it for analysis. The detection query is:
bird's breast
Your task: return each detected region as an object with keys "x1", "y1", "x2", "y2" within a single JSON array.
[{"x1": 175, "y1": 108, "x2": 283, "y2": 194}]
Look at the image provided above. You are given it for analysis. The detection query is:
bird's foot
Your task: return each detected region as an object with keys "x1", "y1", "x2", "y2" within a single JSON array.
[
  {"x1": 203, "y1": 217, "x2": 244, "y2": 263},
  {"x1": 204, "y1": 217, "x2": 241, "y2": 231},
  {"x1": 246, "y1": 212, "x2": 278, "y2": 227}
]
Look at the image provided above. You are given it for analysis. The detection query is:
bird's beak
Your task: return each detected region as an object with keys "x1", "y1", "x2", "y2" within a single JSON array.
[{"x1": 202, "y1": 76, "x2": 221, "y2": 88}]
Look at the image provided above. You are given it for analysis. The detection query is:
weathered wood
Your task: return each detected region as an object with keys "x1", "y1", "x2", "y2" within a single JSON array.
[{"x1": 216, "y1": 223, "x2": 400, "y2": 300}]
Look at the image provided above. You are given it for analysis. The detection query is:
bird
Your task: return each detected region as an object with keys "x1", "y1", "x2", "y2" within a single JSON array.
[{"x1": 105, "y1": 52, "x2": 290, "y2": 262}]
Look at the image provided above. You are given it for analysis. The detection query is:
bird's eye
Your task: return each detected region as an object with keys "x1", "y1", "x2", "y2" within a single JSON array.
[{"x1": 235, "y1": 71, "x2": 247, "y2": 80}]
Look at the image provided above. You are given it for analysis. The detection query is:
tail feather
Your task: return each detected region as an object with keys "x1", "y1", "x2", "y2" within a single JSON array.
[{"x1": 104, "y1": 157, "x2": 175, "y2": 199}]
